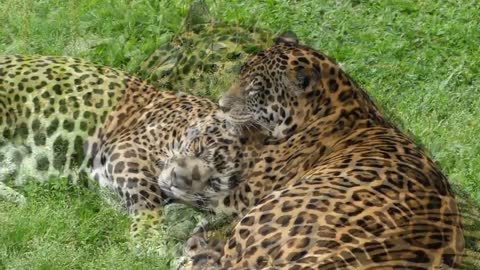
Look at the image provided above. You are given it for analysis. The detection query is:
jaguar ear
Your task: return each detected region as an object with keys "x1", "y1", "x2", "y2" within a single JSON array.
[
  {"x1": 274, "y1": 31, "x2": 299, "y2": 45},
  {"x1": 184, "y1": 0, "x2": 212, "y2": 32}
]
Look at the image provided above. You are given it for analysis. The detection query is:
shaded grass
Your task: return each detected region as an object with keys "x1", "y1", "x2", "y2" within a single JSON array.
[{"x1": 1, "y1": 0, "x2": 479, "y2": 268}]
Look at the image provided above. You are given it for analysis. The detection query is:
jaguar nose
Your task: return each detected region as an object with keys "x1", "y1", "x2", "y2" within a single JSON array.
[
  {"x1": 218, "y1": 97, "x2": 230, "y2": 112},
  {"x1": 220, "y1": 106, "x2": 230, "y2": 113}
]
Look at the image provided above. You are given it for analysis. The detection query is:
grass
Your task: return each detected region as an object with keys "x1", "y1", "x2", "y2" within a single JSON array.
[
  {"x1": 0, "y1": 180, "x2": 168, "y2": 269},
  {"x1": 1, "y1": 0, "x2": 479, "y2": 269},
  {"x1": 0, "y1": 179, "x2": 210, "y2": 269}
]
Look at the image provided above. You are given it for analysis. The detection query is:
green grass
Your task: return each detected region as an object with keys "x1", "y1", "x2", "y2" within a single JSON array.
[
  {"x1": 0, "y1": 180, "x2": 168, "y2": 269},
  {"x1": 1, "y1": 0, "x2": 479, "y2": 269},
  {"x1": 0, "y1": 179, "x2": 209, "y2": 269}
]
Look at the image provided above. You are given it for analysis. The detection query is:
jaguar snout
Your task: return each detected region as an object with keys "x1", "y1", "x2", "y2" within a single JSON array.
[
  {"x1": 218, "y1": 96, "x2": 230, "y2": 113},
  {"x1": 220, "y1": 106, "x2": 230, "y2": 113}
]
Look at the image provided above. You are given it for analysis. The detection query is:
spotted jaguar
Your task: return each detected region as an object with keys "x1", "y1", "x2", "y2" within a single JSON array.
[
  {"x1": 161, "y1": 36, "x2": 466, "y2": 269},
  {"x1": 0, "y1": 53, "x2": 263, "y2": 246},
  {"x1": 86, "y1": 85, "x2": 264, "y2": 239}
]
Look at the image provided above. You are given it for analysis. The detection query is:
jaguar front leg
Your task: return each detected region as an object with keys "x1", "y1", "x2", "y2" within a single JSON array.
[
  {"x1": 129, "y1": 202, "x2": 164, "y2": 248},
  {"x1": 103, "y1": 159, "x2": 167, "y2": 253},
  {"x1": 126, "y1": 155, "x2": 228, "y2": 254},
  {"x1": 156, "y1": 156, "x2": 247, "y2": 268},
  {"x1": 178, "y1": 218, "x2": 229, "y2": 270}
]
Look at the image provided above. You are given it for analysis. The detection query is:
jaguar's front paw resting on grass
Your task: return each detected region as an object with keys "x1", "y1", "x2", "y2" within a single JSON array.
[
  {"x1": 129, "y1": 203, "x2": 207, "y2": 262},
  {"x1": 129, "y1": 207, "x2": 164, "y2": 254}
]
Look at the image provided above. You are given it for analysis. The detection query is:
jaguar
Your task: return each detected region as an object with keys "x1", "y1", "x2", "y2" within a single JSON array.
[
  {"x1": 161, "y1": 36, "x2": 467, "y2": 269},
  {"x1": 86, "y1": 85, "x2": 263, "y2": 239},
  {"x1": 0, "y1": 53, "x2": 261, "y2": 246},
  {"x1": 0, "y1": 55, "x2": 127, "y2": 203}
]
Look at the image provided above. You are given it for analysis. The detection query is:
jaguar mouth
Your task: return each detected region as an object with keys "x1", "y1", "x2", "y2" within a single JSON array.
[
  {"x1": 224, "y1": 113, "x2": 272, "y2": 137},
  {"x1": 226, "y1": 113, "x2": 252, "y2": 124},
  {"x1": 216, "y1": 107, "x2": 252, "y2": 127},
  {"x1": 224, "y1": 111, "x2": 255, "y2": 130},
  {"x1": 217, "y1": 97, "x2": 266, "y2": 134}
]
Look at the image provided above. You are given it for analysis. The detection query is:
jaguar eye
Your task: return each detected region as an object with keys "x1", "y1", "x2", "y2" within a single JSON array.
[
  {"x1": 246, "y1": 78, "x2": 263, "y2": 97},
  {"x1": 248, "y1": 90, "x2": 258, "y2": 96},
  {"x1": 155, "y1": 159, "x2": 166, "y2": 169}
]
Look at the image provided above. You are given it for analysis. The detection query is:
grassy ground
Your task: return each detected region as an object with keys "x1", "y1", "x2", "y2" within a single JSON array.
[
  {"x1": 0, "y1": 180, "x2": 167, "y2": 269},
  {"x1": 1, "y1": 0, "x2": 479, "y2": 269}
]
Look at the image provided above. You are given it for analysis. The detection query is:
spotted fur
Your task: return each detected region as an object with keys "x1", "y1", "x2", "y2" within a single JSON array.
[
  {"x1": 0, "y1": 54, "x2": 263, "y2": 250},
  {"x1": 164, "y1": 38, "x2": 465, "y2": 269},
  {"x1": 0, "y1": 3, "x2": 275, "y2": 201},
  {"x1": 0, "y1": 55, "x2": 126, "y2": 186},
  {"x1": 0, "y1": 1, "x2": 273, "y2": 193},
  {"x1": 0, "y1": 1, "x2": 278, "y2": 249}
]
